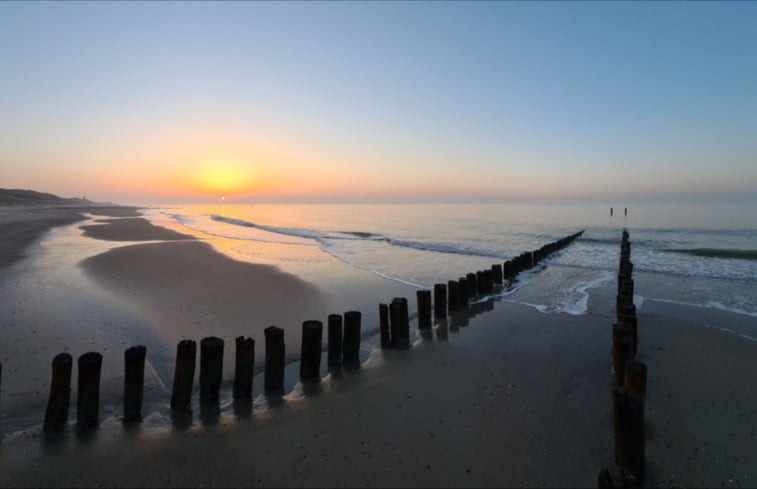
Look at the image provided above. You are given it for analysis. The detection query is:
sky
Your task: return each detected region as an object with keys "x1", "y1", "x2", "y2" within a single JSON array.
[{"x1": 1, "y1": 1, "x2": 756, "y2": 205}]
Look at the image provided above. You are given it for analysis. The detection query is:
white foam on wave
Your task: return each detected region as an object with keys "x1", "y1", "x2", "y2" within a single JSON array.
[
  {"x1": 502, "y1": 269, "x2": 614, "y2": 316},
  {"x1": 644, "y1": 297, "x2": 757, "y2": 319}
]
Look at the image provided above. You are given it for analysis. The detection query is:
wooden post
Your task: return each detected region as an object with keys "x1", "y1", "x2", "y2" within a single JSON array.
[
  {"x1": 416, "y1": 290, "x2": 432, "y2": 329},
  {"x1": 43, "y1": 353, "x2": 72, "y2": 433},
  {"x1": 171, "y1": 339, "x2": 196, "y2": 412},
  {"x1": 123, "y1": 345, "x2": 146, "y2": 422},
  {"x1": 77, "y1": 352, "x2": 103, "y2": 429},
  {"x1": 447, "y1": 280, "x2": 460, "y2": 312},
  {"x1": 484, "y1": 269, "x2": 494, "y2": 292},
  {"x1": 264, "y1": 326, "x2": 285, "y2": 392},
  {"x1": 389, "y1": 300, "x2": 401, "y2": 348},
  {"x1": 328, "y1": 314, "x2": 344, "y2": 365},
  {"x1": 613, "y1": 385, "x2": 645, "y2": 482},
  {"x1": 623, "y1": 360, "x2": 647, "y2": 397},
  {"x1": 466, "y1": 272, "x2": 477, "y2": 298},
  {"x1": 476, "y1": 271, "x2": 486, "y2": 295},
  {"x1": 397, "y1": 297, "x2": 410, "y2": 348},
  {"x1": 300, "y1": 320, "x2": 323, "y2": 381},
  {"x1": 492, "y1": 264, "x2": 503, "y2": 285},
  {"x1": 434, "y1": 283, "x2": 447, "y2": 319},
  {"x1": 379, "y1": 304, "x2": 391, "y2": 348},
  {"x1": 458, "y1": 277, "x2": 469, "y2": 308},
  {"x1": 199, "y1": 336, "x2": 224, "y2": 404},
  {"x1": 612, "y1": 323, "x2": 634, "y2": 386},
  {"x1": 343, "y1": 311, "x2": 362, "y2": 368},
  {"x1": 503, "y1": 261, "x2": 513, "y2": 279},
  {"x1": 233, "y1": 336, "x2": 255, "y2": 400}
]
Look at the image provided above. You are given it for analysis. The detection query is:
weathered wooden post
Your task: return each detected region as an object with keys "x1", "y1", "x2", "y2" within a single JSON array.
[
  {"x1": 612, "y1": 323, "x2": 634, "y2": 386},
  {"x1": 458, "y1": 277, "x2": 469, "y2": 308},
  {"x1": 300, "y1": 320, "x2": 323, "y2": 381},
  {"x1": 343, "y1": 311, "x2": 362, "y2": 368},
  {"x1": 379, "y1": 304, "x2": 391, "y2": 348},
  {"x1": 233, "y1": 336, "x2": 255, "y2": 400},
  {"x1": 264, "y1": 326, "x2": 285, "y2": 392},
  {"x1": 492, "y1": 264, "x2": 503, "y2": 285},
  {"x1": 466, "y1": 272, "x2": 477, "y2": 298},
  {"x1": 77, "y1": 352, "x2": 103, "y2": 429},
  {"x1": 434, "y1": 283, "x2": 447, "y2": 319},
  {"x1": 328, "y1": 314, "x2": 344, "y2": 365},
  {"x1": 416, "y1": 290, "x2": 432, "y2": 329},
  {"x1": 389, "y1": 299, "x2": 401, "y2": 348},
  {"x1": 44, "y1": 353, "x2": 72, "y2": 432},
  {"x1": 199, "y1": 336, "x2": 224, "y2": 404},
  {"x1": 476, "y1": 271, "x2": 486, "y2": 295},
  {"x1": 484, "y1": 269, "x2": 494, "y2": 292},
  {"x1": 447, "y1": 280, "x2": 460, "y2": 312},
  {"x1": 397, "y1": 298, "x2": 410, "y2": 348},
  {"x1": 613, "y1": 385, "x2": 645, "y2": 482},
  {"x1": 623, "y1": 360, "x2": 647, "y2": 397},
  {"x1": 171, "y1": 339, "x2": 196, "y2": 412},
  {"x1": 123, "y1": 345, "x2": 146, "y2": 422}
]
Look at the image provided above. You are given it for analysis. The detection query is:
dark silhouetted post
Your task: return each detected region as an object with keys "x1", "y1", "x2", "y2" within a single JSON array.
[
  {"x1": 434, "y1": 283, "x2": 447, "y2": 319},
  {"x1": 492, "y1": 264, "x2": 503, "y2": 285},
  {"x1": 200, "y1": 336, "x2": 224, "y2": 404},
  {"x1": 448, "y1": 280, "x2": 460, "y2": 312},
  {"x1": 466, "y1": 272, "x2": 477, "y2": 298},
  {"x1": 123, "y1": 345, "x2": 146, "y2": 422},
  {"x1": 484, "y1": 269, "x2": 494, "y2": 292},
  {"x1": 343, "y1": 311, "x2": 362, "y2": 368},
  {"x1": 77, "y1": 352, "x2": 102, "y2": 429},
  {"x1": 300, "y1": 320, "x2": 323, "y2": 381},
  {"x1": 379, "y1": 304, "x2": 390, "y2": 348},
  {"x1": 458, "y1": 277, "x2": 469, "y2": 308},
  {"x1": 623, "y1": 360, "x2": 647, "y2": 397},
  {"x1": 264, "y1": 326, "x2": 285, "y2": 392},
  {"x1": 397, "y1": 298, "x2": 409, "y2": 348},
  {"x1": 416, "y1": 290, "x2": 432, "y2": 329},
  {"x1": 171, "y1": 340, "x2": 196, "y2": 412},
  {"x1": 233, "y1": 336, "x2": 255, "y2": 400},
  {"x1": 389, "y1": 300, "x2": 401, "y2": 348},
  {"x1": 613, "y1": 323, "x2": 634, "y2": 386},
  {"x1": 613, "y1": 386, "x2": 645, "y2": 482},
  {"x1": 328, "y1": 314, "x2": 344, "y2": 365},
  {"x1": 44, "y1": 353, "x2": 72, "y2": 432},
  {"x1": 476, "y1": 271, "x2": 486, "y2": 295}
]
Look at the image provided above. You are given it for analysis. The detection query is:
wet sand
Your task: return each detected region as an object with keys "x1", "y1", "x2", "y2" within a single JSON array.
[
  {"x1": 0, "y1": 210, "x2": 85, "y2": 268},
  {"x1": 0, "y1": 206, "x2": 141, "y2": 268},
  {"x1": 1, "y1": 212, "x2": 757, "y2": 487},
  {"x1": 1, "y1": 285, "x2": 756, "y2": 487}
]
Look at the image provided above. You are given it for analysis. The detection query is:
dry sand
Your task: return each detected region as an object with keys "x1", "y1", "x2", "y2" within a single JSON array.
[{"x1": 80, "y1": 217, "x2": 195, "y2": 241}]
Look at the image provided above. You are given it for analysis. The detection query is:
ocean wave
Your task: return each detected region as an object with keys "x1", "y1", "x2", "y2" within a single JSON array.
[
  {"x1": 209, "y1": 214, "x2": 507, "y2": 259},
  {"x1": 667, "y1": 248, "x2": 757, "y2": 261},
  {"x1": 641, "y1": 297, "x2": 757, "y2": 318}
]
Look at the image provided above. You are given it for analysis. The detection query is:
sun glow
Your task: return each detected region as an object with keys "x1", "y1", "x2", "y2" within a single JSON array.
[{"x1": 184, "y1": 158, "x2": 258, "y2": 198}]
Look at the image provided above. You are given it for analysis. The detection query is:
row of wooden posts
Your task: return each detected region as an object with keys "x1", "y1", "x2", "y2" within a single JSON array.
[
  {"x1": 599, "y1": 229, "x2": 648, "y2": 488},
  {"x1": 4, "y1": 230, "x2": 585, "y2": 434}
]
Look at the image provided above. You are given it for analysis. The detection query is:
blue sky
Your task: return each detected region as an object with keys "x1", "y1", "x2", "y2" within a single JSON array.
[{"x1": 1, "y1": 1, "x2": 755, "y2": 204}]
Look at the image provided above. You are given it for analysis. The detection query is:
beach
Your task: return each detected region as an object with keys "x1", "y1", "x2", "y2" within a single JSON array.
[{"x1": 0, "y1": 206, "x2": 756, "y2": 487}]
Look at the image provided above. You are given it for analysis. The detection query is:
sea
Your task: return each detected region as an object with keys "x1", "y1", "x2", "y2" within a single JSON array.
[
  {"x1": 144, "y1": 202, "x2": 757, "y2": 318},
  {"x1": 1, "y1": 201, "x2": 756, "y2": 437}
]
